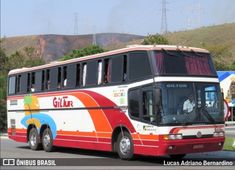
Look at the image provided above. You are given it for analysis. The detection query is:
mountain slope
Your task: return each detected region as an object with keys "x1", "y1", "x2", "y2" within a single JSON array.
[
  {"x1": 2, "y1": 33, "x2": 144, "y2": 62},
  {"x1": 2, "y1": 23, "x2": 235, "y2": 63}
]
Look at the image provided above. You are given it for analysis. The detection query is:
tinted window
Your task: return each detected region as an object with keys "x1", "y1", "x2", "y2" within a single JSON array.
[
  {"x1": 111, "y1": 56, "x2": 123, "y2": 83},
  {"x1": 97, "y1": 60, "x2": 102, "y2": 85},
  {"x1": 45, "y1": 69, "x2": 50, "y2": 90},
  {"x1": 104, "y1": 58, "x2": 111, "y2": 84},
  {"x1": 129, "y1": 52, "x2": 152, "y2": 81},
  {"x1": 66, "y1": 64, "x2": 76, "y2": 89},
  {"x1": 50, "y1": 68, "x2": 58, "y2": 90},
  {"x1": 82, "y1": 63, "x2": 87, "y2": 86},
  {"x1": 16, "y1": 74, "x2": 21, "y2": 93},
  {"x1": 86, "y1": 61, "x2": 98, "y2": 86},
  {"x1": 128, "y1": 89, "x2": 140, "y2": 118},
  {"x1": 20, "y1": 73, "x2": 27, "y2": 93},
  {"x1": 76, "y1": 64, "x2": 81, "y2": 86},
  {"x1": 8, "y1": 76, "x2": 16, "y2": 95},
  {"x1": 153, "y1": 51, "x2": 217, "y2": 76},
  {"x1": 35, "y1": 71, "x2": 42, "y2": 92}
]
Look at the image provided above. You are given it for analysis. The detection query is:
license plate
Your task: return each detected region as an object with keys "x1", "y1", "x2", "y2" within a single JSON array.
[{"x1": 193, "y1": 144, "x2": 204, "y2": 149}]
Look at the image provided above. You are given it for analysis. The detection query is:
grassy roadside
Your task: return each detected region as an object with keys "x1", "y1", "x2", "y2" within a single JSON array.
[{"x1": 223, "y1": 137, "x2": 235, "y2": 151}]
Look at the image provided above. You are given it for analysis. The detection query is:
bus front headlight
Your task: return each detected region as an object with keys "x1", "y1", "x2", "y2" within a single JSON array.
[{"x1": 166, "y1": 134, "x2": 182, "y2": 140}]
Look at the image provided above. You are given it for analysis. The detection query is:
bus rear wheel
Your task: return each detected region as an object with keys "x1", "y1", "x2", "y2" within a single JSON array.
[
  {"x1": 42, "y1": 128, "x2": 54, "y2": 152},
  {"x1": 28, "y1": 128, "x2": 41, "y2": 150},
  {"x1": 117, "y1": 131, "x2": 134, "y2": 160}
]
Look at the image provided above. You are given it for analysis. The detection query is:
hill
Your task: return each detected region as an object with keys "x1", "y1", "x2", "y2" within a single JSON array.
[
  {"x1": 2, "y1": 33, "x2": 144, "y2": 62},
  {"x1": 1, "y1": 23, "x2": 235, "y2": 63},
  {"x1": 166, "y1": 23, "x2": 235, "y2": 62}
]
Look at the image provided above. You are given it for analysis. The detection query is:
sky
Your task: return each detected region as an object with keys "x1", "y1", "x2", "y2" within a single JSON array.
[{"x1": 1, "y1": 0, "x2": 235, "y2": 37}]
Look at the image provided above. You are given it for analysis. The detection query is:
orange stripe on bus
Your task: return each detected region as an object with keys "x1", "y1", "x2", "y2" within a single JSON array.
[
  {"x1": 132, "y1": 133, "x2": 159, "y2": 141},
  {"x1": 73, "y1": 92, "x2": 112, "y2": 132}
]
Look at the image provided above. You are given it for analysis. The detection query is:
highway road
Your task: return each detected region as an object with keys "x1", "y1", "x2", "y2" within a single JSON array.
[{"x1": 1, "y1": 135, "x2": 235, "y2": 170}]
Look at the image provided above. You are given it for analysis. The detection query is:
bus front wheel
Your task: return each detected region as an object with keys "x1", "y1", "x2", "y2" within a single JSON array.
[
  {"x1": 28, "y1": 128, "x2": 41, "y2": 150},
  {"x1": 42, "y1": 128, "x2": 54, "y2": 152},
  {"x1": 117, "y1": 131, "x2": 134, "y2": 160}
]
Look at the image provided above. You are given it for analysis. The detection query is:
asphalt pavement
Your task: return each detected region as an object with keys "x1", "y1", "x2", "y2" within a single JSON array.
[{"x1": 1, "y1": 135, "x2": 235, "y2": 170}]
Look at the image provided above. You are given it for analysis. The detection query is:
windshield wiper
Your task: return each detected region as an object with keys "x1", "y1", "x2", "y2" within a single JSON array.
[{"x1": 200, "y1": 107, "x2": 216, "y2": 123}]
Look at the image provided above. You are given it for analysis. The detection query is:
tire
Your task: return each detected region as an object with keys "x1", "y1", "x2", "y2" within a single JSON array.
[
  {"x1": 28, "y1": 128, "x2": 41, "y2": 150},
  {"x1": 170, "y1": 154, "x2": 186, "y2": 160},
  {"x1": 117, "y1": 131, "x2": 134, "y2": 160},
  {"x1": 42, "y1": 128, "x2": 54, "y2": 152}
]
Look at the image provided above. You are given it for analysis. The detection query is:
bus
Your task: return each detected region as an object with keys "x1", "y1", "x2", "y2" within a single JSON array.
[{"x1": 7, "y1": 45, "x2": 225, "y2": 159}]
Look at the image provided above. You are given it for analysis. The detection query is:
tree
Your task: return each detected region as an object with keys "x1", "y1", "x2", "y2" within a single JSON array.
[
  {"x1": 61, "y1": 45, "x2": 106, "y2": 60},
  {"x1": 142, "y1": 34, "x2": 169, "y2": 45},
  {"x1": 0, "y1": 45, "x2": 45, "y2": 132},
  {"x1": 0, "y1": 40, "x2": 8, "y2": 71}
]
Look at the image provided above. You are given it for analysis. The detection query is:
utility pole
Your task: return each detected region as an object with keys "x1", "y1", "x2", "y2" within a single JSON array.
[
  {"x1": 74, "y1": 13, "x2": 78, "y2": 35},
  {"x1": 160, "y1": 0, "x2": 168, "y2": 34},
  {"x1": 92, "y1": 25, "x2": 97, "y2": 45}
]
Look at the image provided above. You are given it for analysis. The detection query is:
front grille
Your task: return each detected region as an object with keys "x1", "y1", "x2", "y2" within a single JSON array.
[{"x1": 183, "y1": 134, "x2": 213, "y2": 139}]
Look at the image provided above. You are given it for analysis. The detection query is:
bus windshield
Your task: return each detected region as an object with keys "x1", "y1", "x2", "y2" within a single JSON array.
[
  {"x1": 157, "y1": 82, "x2": 224, "y2": 126},
  {"x1": 152, "y1": 50, "x2": 217, "y2": 76}
]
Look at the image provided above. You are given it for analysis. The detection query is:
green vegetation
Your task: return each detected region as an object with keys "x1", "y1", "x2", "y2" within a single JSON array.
[
  {"x1": 142, "y1": 34, "x2": 169, "y2": 45},
  {"x1": 166, "y1": 23, "x2": 235, "y2": 70},
  {"x1": 223, "y1": 137, "x2": 235, "y2": 151},
  {"x1": 61, "y1": 45, "x2": 106, "y2": 61},
  {"x1": 0, "y1": 40, "x2": 45, "y2": 132}
]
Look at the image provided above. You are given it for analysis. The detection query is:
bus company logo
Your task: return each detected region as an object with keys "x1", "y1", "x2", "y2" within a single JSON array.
[
  {"x1": 53, "y1": 96, "x2": 73, "y2": 108},
  {"x1": 196, "y1": 131, "x2": 202, "y2": 138}
]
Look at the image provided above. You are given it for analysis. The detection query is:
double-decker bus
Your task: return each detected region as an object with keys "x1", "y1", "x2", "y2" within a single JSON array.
[{"x1": 7, "y1": 45, "x2": 225, "y2": 159}]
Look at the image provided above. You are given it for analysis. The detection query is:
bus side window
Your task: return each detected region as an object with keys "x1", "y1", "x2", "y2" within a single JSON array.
[
  {"x1": 35, "y1": 71, "x2": 42, "y2": 92},
  {"x1": 129, "y1": 52, "x2": 151, "y2": 81},
  {"x1": 82, "y1": 63, "x2": 87, "y2": 86},
  {"x1": 123, "y1": 55, "x2": 127, "y2": 81},
  {"x1": 76, "y1": 64, "x2": 80, "y2": 87},
  {"x1": 104, "y1": 58, "x2": 111, "y2": 84},
  {"x1": 57, "y1": 67, "x2": 62, "y2": 89},
  {"x1": 8, "y1": 76, "x2": 16, "y2": 95},
  {"x1": 27, "y1": 73, "x2": 31, "y2": 92},
  {"x1": 86, "y1": 61, "x2": 98, "y2": 86},
  {"x1": 16, "y1": 74, "x2": 21, "y2": 93},
  {"x1": 128, "y1": 88, "x2": 140, "y2": 119},
  {"x1": 62, "y1": 66, "x2": 67, "y2": 88},
  {"x1": 66, "y1": 64, "x2": 76, "y2": 89},
  {"x1": 31, "y1": 72, "x2": 35, "y2": 92},
  {"x1": 111, "y1": 55, "x2": 123, "y2": 83},
  {"x1": 45, "y1": 69, "x2": 50, "y2": 90},
  {"x1": 98, "y1": 60, "x2": 102, "y2": 85},
  {"x1": 41, "y1": 70, "x2": 45, "y2": 91}
]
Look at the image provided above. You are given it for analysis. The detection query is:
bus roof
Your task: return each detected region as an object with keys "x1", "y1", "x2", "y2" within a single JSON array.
[{"x1": 8, "y1": 45, "x2": 209, "y2": 75}]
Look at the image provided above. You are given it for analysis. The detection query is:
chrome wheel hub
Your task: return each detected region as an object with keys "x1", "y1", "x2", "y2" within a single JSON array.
[
  {"x1": 119, "y1": 136, "x2": 131, "y2": 155},
  {"x1": 43, "y1": 134, "x2": 51, "y2": 147},
  {"x1": 30, "y1": 133, "x2": 37, "y2": 146}
]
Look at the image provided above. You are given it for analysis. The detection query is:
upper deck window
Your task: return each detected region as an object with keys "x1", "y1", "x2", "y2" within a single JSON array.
[
  {"x1": 129, "y1": 51, "x2": 152, "y2": 81},
  {"x1": 152, "y1": 51, "x2": 217, "y2": 76},
  {"x1": 8, "y1": 76, "x2": 16, "y2": 95}
]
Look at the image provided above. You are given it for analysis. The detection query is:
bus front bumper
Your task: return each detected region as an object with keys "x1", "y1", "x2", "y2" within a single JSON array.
[{"x1": 158, "y1": 137, "x2": 225, "y2": 156}]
